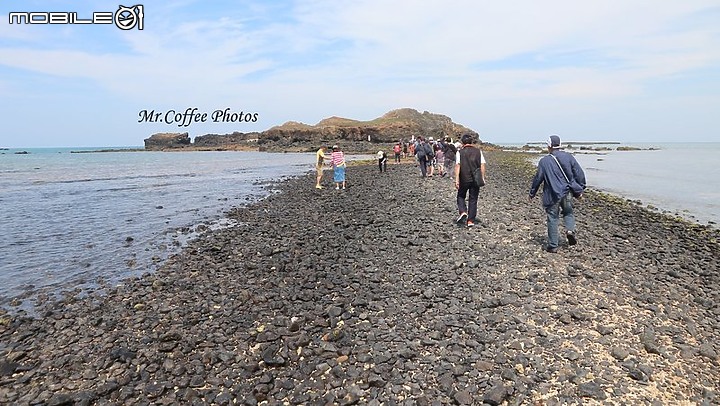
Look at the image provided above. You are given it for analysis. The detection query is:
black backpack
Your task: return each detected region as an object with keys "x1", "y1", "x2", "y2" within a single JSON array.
[
  {"x1": 425, "y1": 143, "x2": 434, "y2": 158},
  {"x1": 443, "y1": 142, "x2": 457, "y2": 159},
  {"x1": 415, "y1": 142, "x2": 426, "y2": 158}
]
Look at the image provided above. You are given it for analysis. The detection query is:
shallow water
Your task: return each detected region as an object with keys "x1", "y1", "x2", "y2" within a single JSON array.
[
  {"x1": 2, "y1": 144, "x2": 716, "y2": 312},
  {"x1": 0, "y1": 149, "x2": 320, "y2": 309},
  {"x1": 510, "y1": 142, "x2": 719, "y2": 226},
  {"x1": 570, "y1": 143, "x2": 720, "y2": 226}
]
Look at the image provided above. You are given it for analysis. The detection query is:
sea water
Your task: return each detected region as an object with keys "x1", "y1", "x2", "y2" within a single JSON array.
[
  {"x1": 0, "y1": 148, "x2": 323, "y2": 311},
  {"x1": 518, "y1": 143, "x2": 720, "y2": 226},
  {"x1": 2, "y1": 144, "x2": 716, "y2": 312},
  {"x1": 572, "y1": 143, "x2": 720, "y2": 226}
]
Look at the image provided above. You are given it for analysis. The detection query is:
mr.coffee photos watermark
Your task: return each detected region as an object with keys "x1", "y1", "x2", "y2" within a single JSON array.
[
  {"x1": 138, "y1": 108, "x2": 260, "y2": 128},
  {"x1": 8, "y1": 5, "x2": 144, "y2": 30}
]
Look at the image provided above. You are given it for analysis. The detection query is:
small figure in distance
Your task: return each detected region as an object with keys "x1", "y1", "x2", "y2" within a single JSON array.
[
  {"x1": 377, "y1": 150, "x2": 388, "y2": 172},
  {"x1": 414, "y1": 137, "x2": 433, "y2": 178},
  {"x1": 440, "y1": 136, "x2": 458, "y2": 179},
  {"x1": 315, "y1": 145, "x2": 331, "y2": 189},
  {"x1": 434, "y1": 142, "x2": 445, "y2": 177},
  {"x1": 393, "y1": 142, "x2": 402, "y2": 164},
  {"x1": 331, "y1": 145, "x2": 347, "y2": 190},
  {"x1": 426, "y1": 137, "x2": 436, "y2": 177}
]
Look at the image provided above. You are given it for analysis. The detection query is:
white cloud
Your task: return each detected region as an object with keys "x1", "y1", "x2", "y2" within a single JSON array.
[{"x1": 0, "y1": 0, "x2": 719, "y2": 146}]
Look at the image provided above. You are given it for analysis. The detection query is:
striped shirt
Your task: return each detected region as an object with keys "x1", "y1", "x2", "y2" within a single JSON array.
[{"x1": 331, "y1": 151, "x2": 345, "y2": 167}]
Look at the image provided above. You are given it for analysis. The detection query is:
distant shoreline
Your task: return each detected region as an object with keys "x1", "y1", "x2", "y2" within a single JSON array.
[
  {"x1": 70, "y1": 148, "x2": 146, "y2": 153},
  {"x1": 6, "y1": 141, "x2": 716, "y2": 153},
  {"x1": 524, "y1": 141, "x2": 622, "y2": 145}
]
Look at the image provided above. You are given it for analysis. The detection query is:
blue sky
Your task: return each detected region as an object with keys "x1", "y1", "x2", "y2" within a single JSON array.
[{"x1": 1, "y1": 0, "x2": 718, "y2": 147}]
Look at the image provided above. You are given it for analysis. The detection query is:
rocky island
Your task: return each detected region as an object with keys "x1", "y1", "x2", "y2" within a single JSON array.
[{"x1": 143, "y1": 108, "x2": 482, "y2": 153}]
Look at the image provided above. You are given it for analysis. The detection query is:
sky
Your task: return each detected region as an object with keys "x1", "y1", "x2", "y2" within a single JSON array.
[{"x1": 0, "y1": 1, "x2": 718, "y2": 148}]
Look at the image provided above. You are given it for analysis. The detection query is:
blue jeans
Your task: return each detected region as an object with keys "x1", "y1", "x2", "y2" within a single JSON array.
[{"x1": 545, "y1": 195, "x2": 576, "y2": 248}]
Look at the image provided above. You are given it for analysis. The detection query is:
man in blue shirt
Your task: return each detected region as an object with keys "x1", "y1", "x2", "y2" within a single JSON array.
[{"x1": 529, "y1": 135, "x2": 586, "y2": 253}]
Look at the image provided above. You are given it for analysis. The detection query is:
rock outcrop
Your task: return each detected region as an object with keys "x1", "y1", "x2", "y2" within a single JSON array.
[
  {"x1": 193, "y1": 132, "x2": 261, "y2": 147},
  {"x1": 143, "y1": 108, "x2": 478, "y2": 152},
  {"x1": 261, "y1": 108, "x2": 475, "y2": 148},
  {"x1": 144, "y1": 132, "x2": 191, "y2": 150}
]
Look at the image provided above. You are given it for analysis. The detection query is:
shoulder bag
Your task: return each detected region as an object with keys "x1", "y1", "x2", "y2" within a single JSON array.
[
  {"x1": 462, "y1": 147, "x2": 485, "y2": 187},
  {"x1": 549, "y1": 154, "x2": 583, "y2": 198}
]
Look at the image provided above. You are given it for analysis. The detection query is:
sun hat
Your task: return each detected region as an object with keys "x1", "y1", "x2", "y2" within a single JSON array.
[{"x1": 547, "y1": 135, "x2": 562, "y2": 149}]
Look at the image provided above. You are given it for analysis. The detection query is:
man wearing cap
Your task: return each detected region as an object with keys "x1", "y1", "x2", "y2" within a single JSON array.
[{"x1": 529, "y1": 135, "x2": 587, "y2": 253}]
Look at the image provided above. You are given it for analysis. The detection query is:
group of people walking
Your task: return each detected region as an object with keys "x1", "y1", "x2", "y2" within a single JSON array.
[
  {"x1": 409, "y1": 136, "x2": 458, "y2": 179},
  {"x1": 315, "y1": 133, "x2": 586, "y2": 253}
]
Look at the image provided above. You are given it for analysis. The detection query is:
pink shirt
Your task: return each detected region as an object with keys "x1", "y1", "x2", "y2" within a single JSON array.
[{"x1": 331, "y1": 151, "x2": 345, "y2": 167}]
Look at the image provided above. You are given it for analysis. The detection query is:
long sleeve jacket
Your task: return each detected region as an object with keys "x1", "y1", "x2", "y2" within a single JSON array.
[{"x1": 529, "y1": 150, "x2": 586, "y2": 207}]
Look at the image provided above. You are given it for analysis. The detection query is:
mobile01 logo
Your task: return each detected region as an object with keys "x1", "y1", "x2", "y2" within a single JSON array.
[{"x1": 9, "y1": 5, "x2": 144, "y2": 30}]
